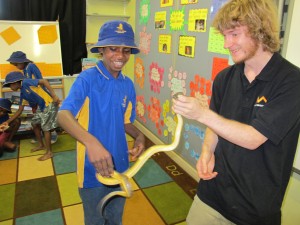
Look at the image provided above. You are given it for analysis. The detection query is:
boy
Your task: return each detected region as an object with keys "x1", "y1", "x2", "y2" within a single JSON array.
[
  {"x1": 3, "y1": 71, "x2": 60, "y2": 161},
  {"x1": 7, "y1": 50, "x2": 58, "y2": 144},
  {"x1": 0, "y1": 98, "x2": 21, "y2": 157},
  {"x1": 58, "y1": 20, "x2": 145, "y2": 225}
]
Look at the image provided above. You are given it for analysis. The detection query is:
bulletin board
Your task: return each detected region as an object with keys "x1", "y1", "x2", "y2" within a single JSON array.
[
  {"x1": 134, "y1": 0, "x2": 300, "y2": 173},
  {"x1": 134, "y1": 0, "x2": 231, "y2": 168},
  {"x1": 0, "y1": 20, "x2": 63, "y2": 78}
]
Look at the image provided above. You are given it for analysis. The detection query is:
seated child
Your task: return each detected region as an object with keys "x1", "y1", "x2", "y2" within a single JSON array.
[{"x1": 0, "y1": 98, "x2": 21, "y2": 157}]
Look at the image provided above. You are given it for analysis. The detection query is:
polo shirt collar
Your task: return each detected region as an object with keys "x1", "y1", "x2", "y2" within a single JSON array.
[
  {"x1": 256, "y1": 52, "x2": 282, "y2": 81},
  {"x1": 96, "y1": 60, "x2": 125, "y2": 80},
  {"x1": 236, "y1": 52, "x2": 283, "y2": 82}
]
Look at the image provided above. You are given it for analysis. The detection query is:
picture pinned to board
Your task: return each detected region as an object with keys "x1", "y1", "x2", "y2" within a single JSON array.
[
  {"x1": 178, "y1": 35, "x2": 196, "y2": 58},
  {"x1": 159, "y1": 34, "x2": 172, "y2": 54},
  {"x1": 155, "y1": 11, "x2": 167, "y2": 30},
  {"x1": 188, "y1": 8, "x2": 208, "y2": 32},
  {"x1": 161, "y1": 0, "x2": 174, "y2": 7},
  {"x1": 181, "y1": 0, "x2": 198, "y2": 5}
]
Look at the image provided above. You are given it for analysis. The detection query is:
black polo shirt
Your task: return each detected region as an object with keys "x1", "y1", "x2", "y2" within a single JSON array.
[{"x1": 198, "y1": 53, "x2": 300, "y2": 225}]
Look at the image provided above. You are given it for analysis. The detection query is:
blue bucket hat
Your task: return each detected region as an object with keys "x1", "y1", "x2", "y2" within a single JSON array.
[
  {"x1": 90, "y1": 20, "x2": 140, "y2": 54},
  {"x1": 0, "y1": 98, "x2": 12, "y2": 113},
  {"x1": 7, "y1": 51, "x2": 32, "y2": 63},
  {"x1": 3, "y1": 71, "x2": 25, "y2": 87}
]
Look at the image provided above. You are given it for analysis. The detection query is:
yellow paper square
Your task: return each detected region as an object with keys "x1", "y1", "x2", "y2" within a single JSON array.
[
  {"x1": 38, "y1": 25, "x2": 58, "y2": 44},
  {"x1": 0, "y1": 26, "x2": 21, "y2": 45}
]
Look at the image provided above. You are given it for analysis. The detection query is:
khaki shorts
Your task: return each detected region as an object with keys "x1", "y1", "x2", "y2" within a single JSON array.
[
  {"x1": 31, "y1": 103, "x2": 58, "y2": 131},
  {"x1": 186, "y1": 195, "x2": 236, "y2": 225}
]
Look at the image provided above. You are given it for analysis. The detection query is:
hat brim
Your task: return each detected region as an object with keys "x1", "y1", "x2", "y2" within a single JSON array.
[
  {"x1": 90, "y1": 37, "x2": 140, "y2": 54},
  {"x1": 0, "y1": 106, "x2": 11, "y2": 113},
  {"x1": 2, "y1": 78, "x2": 23, "y2": 87},
  {"x1": 7, "y1": 58, "x2": 31, "y2": 63}
]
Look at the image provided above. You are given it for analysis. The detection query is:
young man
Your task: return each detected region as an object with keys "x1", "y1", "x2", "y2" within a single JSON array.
[
  {"x1": 3, "y1": 71, "x2": 60, "y2": 161},
  {"x1": 57, "y1": 20, "x2": 145, "y2": 225},
  {"x1": 0, "y1": 98, "x2": 21, "y2": 157},
  {"x1": 173, "y1": 0, "x2": 300, "y2": 224}
]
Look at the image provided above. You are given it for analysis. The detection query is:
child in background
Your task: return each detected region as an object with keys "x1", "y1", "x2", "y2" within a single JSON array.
[
  {"x1": 0, "y1": 98, "x2": 21, "y2": 157},
  {"x1": 3, "y1": 71, "x2": 60, "y2": 161},
  {"x1": 7, "y1": 51, "x2": 58, "y2": 143}
]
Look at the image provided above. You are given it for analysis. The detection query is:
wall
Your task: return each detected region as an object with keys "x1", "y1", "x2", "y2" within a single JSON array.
[
  {"x1": 281, "y1": 0, "x2": 300, "y2": 173},
  {"x1": 280, "y1": 1, "x2": 300, "y2": 224}
]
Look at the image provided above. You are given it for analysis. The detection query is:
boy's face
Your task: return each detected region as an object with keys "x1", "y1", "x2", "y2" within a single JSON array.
[
  {"x1": 100, "y1": 46, "x2": 131, "y2": 78},
  {"x1": 10, "y1": 62, "x2": 25, "y2": 70},
  {"x1": 9, "y1": 82, "x2": 20, "y2": 91},
  {"x1": 0, "y1": 108, "x2": 8, "y2": 117}
]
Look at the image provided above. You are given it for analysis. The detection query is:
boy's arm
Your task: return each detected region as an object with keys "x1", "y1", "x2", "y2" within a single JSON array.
[
  {"x1": 38, "y1": 79, "x2": 60, "y2": 104},
  {"x1": 57, "y1": 110, "x2": 114, "y2": 177},
  {"x1": 5, "y1": 105, "x2": 24, "y2": 125},
  {"x1": 125, "y1": 123, "x2": 145, "y2": 160}
]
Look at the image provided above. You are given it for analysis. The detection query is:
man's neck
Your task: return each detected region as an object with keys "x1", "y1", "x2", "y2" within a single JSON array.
[{"x1": 244, "y1": 49, "x2": 273, "y2": 83}]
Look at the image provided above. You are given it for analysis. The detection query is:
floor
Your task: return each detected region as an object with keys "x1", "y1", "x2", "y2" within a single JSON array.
[{"x1": 0, "y1": 133, "x2": 198, "y2": 225}]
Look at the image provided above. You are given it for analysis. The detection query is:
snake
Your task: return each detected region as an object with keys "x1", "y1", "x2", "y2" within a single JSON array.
[{"x1": 96, "y1": 93, "x2": 184, "y2": 215}]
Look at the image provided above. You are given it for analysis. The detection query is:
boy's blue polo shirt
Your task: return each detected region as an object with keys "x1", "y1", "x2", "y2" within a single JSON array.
[
  {"x1": 23, "y1": 63, "x2": 43, "y2": 79},
  {"x1": 59, "y1": 61, "x2": 136, "y2": 188},
  {"x1": 19, "y1": 79, "x2": 53, "y2": 112}
]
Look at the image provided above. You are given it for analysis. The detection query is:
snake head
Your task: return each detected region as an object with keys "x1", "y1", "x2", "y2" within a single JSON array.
[{"x1": 173, "y1": 92, "x2": 184, "y2": 100}]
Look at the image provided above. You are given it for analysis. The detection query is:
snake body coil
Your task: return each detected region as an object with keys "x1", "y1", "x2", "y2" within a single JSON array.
[{"x1": 97, "y1": 113, "x2": 183, "y2": 214}]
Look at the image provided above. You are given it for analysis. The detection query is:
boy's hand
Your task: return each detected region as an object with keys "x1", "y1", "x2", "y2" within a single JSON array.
[
  {"x1": 0, "y1": 123, "x2": 9, "y2": 132},
  {"x1": 52, "y1": 95, "x2": 60, "y2": 106}
]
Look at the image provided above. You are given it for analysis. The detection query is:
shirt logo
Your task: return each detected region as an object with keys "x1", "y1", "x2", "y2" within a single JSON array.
[
  {"x1": 116, "y1": 23, "x2": 127, "y2": 34},
  {"x1": 254, "y1": 96, "x2": 267, "y2": 107},
  {"x1": 122, "y1": 96, "x2": 127, "y2": 108}
]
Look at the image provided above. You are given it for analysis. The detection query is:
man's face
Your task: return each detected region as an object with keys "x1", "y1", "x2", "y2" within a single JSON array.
[
  {"x1": 222, "y1": 25, "x2": 259, "y2": 64},
  {"x1": 100, "y1": 47, "x2": 131, "y2": 78}
]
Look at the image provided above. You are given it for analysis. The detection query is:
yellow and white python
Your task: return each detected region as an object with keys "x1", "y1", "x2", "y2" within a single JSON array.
[{"x1": 97, "y1": 94, "x2": 184, "y2": 214}]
